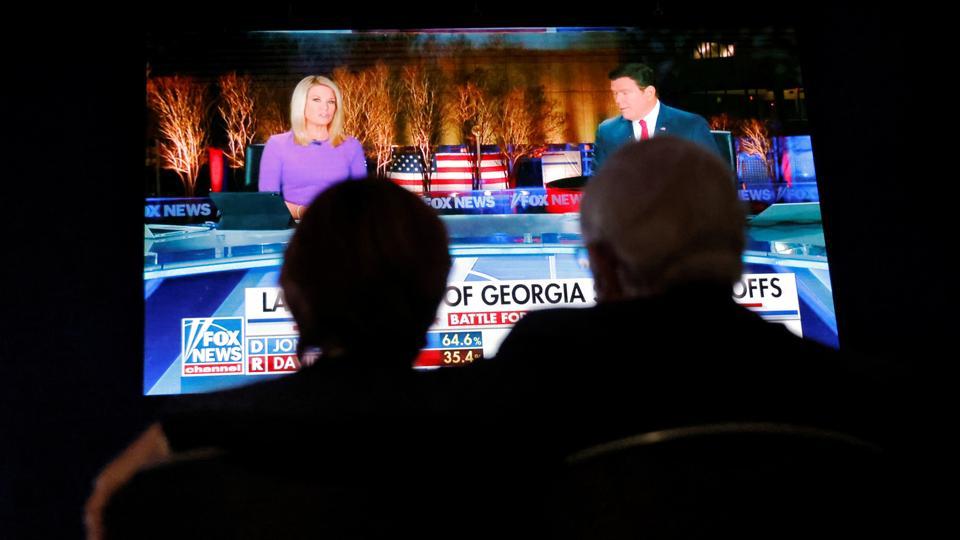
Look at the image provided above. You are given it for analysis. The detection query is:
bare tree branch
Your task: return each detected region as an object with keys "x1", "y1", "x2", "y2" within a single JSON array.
[
  {"x1": 739, "y1": 118, "x2": 775, "y2": 179},
  {"x1": 218, "y1": 72, "x2": 256, "y2": 169},
  {"x1": 333, "y1": 66, "x2": 372, "y2": 148},
  {"x1": 493, "y1": 86, "x2": 566, "y2": 188},
  {"x1": 146, "y1": 76, "x2": 211, "y2": 196},
  {"x1": 363, "y1": 62, "x2": 398, "y2": 178},
  {"x1": 400, "y1": 64, "x2": 446, "y2": 193},
  {"x1": 452, "y1": 82, "x2": 496, "y2": 146}
]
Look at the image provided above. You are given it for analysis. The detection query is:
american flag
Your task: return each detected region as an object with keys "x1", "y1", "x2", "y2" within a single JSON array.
[{"x1": 387, "y1": 148, "x2": 508, "y2": 194}]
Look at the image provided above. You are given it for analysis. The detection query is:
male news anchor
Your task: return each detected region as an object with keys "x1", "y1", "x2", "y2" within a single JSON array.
[{"x1": 593, "y1": 63, "x2": 721, "y2": 170}]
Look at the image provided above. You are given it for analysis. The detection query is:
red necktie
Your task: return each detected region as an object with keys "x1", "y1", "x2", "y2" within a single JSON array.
[{"x1": 638, "y1": 119, "x2": 650, "y2": 141}]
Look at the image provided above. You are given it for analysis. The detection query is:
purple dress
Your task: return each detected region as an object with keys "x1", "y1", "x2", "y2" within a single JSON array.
[{"x1": 258, "y1": 131, "x2": 368, "y2": 205}]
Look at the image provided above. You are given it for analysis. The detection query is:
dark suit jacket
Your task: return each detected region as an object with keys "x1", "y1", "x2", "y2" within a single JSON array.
[
  {"x1": 593, "y1": 103, "x2": 721, "y2": 171},
  {"x1": 125, "y1": 353, "x2": 538, "y2": 539},
  {"x1": 484, "y1": 282, "x2": 886, "y2": 459},
  {"x1": 161, "y1": 352, "x2": 481, "y2": 459}
]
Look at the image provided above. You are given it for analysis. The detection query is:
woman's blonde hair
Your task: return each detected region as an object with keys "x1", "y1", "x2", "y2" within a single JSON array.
[{"x1": 289, "y1": 75, "x2": 347, "y2": 147}]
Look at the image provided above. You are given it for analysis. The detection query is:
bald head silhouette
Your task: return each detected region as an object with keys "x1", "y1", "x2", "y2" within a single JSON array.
[{"x1": 581, "y1": 137, "x2": 745, "y2": 301}]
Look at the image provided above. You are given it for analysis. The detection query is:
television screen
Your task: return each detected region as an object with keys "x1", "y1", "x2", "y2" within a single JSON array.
[{"x1": 144, "y1": 26, "x2": 836, "y2": 395}]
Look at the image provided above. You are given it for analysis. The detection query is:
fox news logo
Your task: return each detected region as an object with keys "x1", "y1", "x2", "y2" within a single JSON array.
[{"x1": 181, "y1": 317, "x2": 245, "y2": 377}]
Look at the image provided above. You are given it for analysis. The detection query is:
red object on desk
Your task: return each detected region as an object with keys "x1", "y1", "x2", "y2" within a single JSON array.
[{"x1": 209, "y1": 148, "x2": 224, "y2": 192}]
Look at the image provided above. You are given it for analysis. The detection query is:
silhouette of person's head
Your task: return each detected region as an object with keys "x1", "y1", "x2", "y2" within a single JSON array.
[
  {"x1": 581, "y1": 137, "x2": 745, "y2": 302},
  {"x1": 281, "y1": 179, "x2": 451, "y2": 365}
]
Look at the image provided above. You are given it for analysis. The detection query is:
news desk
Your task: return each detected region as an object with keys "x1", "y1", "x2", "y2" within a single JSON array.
[{"x1": 144, "y1": 210, "x2": 835, "y2": 396}]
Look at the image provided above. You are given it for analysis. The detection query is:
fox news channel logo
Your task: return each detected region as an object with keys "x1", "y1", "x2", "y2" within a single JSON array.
[{"x1": 182, "y1": 317, "x2": 245, "y2": 377}]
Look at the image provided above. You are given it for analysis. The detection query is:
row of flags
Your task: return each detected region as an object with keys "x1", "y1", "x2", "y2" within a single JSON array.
[
  {"x1": 385, "y1": 147, "x2": 584, "y2": 194},
  {"x1": 386, "y1": 150, "x2": 508, "y2": 193}
]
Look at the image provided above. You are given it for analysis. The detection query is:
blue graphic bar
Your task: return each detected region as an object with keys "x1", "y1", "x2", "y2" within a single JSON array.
[{"x1": 424, "y1": 331, "x2": 484, "y2": 350}]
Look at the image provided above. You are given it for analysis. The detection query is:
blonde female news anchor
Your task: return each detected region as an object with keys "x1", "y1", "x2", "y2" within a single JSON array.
[{"x1": 258, "y1": 75, "x2": 367, "y2": 220}]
